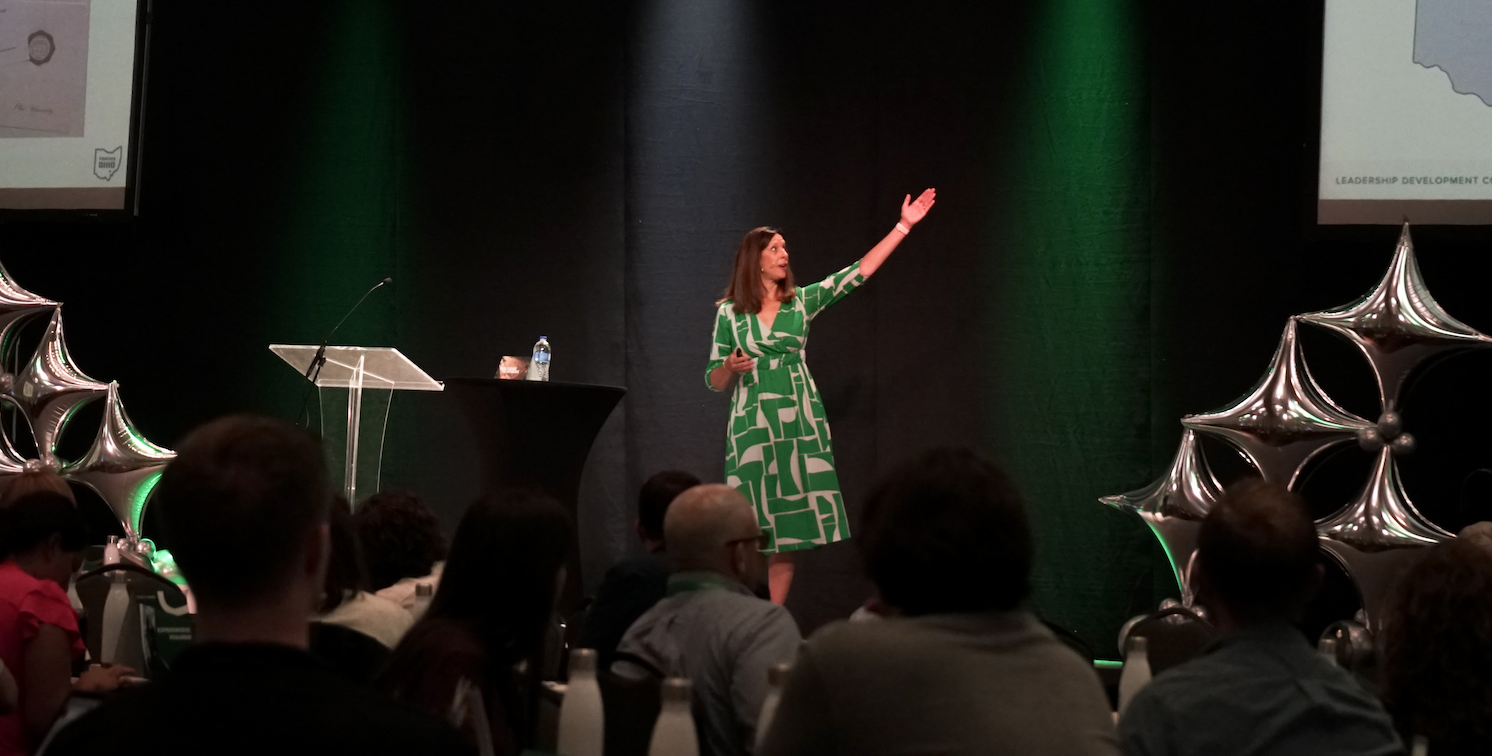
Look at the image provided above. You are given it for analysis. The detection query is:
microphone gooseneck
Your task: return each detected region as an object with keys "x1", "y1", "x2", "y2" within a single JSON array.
[{"x1": 298, "y1": 277, "x2": 393, "y2": 426}]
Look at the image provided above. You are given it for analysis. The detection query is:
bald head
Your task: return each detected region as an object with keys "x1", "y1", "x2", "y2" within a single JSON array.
[
  {"x1": 664, "y1": 484, "x2": 760, "y2": 576},
  {"x1": 1459, "y1": 521, "x2": 1492, "y2": 558}
]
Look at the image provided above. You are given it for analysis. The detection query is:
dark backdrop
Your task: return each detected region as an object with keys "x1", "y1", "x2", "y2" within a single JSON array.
[{"x1": 5, "y1": 0, "x2": 1491, "y2": 658}]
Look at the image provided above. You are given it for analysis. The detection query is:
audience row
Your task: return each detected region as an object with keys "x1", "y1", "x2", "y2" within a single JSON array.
[{"x1": 0, "y1": 414, "x2": 1487, "y2": 756}]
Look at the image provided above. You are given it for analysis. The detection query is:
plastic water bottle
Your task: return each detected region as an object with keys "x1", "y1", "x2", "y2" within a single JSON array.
[
  {"x1": 411, "y1": 582, "x2": 434, "y2": 622},
  {"x1": 557, "y1": 649, "x2": 605, "y2": 756},
  {"x1": 100, "y1": 571, "x2": 130, "y2": 664},
  {"x1": 1116, "y1": 635, "x2": 1152, "y2": 718},
  {"x1": 526, "y1": 336, "x2": 551, "y2": 382},
  {"x1": 648, "y1": 678, "x2": 698, "y2": 756},
  {"x1": 1317, "y1": 636, "x2": 1340, "y2": 667},
  {"x1": 755, "y1": 663, "x2": 791, "y2": 748}
]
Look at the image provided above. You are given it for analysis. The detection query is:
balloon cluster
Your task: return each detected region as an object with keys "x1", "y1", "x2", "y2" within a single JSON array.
[
  {"x1": 1102, "y1": 224, "x2": 1474, "y2": 634},
  {"x1": 0, "y1": 263, "x2": 174, "y2": 548}
]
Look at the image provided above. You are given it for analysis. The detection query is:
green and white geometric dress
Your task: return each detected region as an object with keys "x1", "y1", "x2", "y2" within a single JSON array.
[{"x1": 705, "y1": 259, "x2": 866, "y2": 555}]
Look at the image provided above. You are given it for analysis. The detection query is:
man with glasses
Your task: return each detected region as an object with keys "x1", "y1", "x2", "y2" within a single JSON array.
[{"x1": 617, "y1": 484, "x2": 802, "y2": 756}]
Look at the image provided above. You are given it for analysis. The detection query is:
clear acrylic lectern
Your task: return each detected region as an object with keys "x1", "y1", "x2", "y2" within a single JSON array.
[{"x1": 270, "y1": 345, "x2": 443, "y2": 505}]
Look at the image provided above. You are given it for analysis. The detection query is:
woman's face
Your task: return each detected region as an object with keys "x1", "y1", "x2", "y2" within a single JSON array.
[{"x1": 758, "y1": 234, "x2": 789, "y2": 283}]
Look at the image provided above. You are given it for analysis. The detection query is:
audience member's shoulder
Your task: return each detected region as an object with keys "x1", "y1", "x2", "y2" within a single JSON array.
[{"x1": 50, "y1": 651, "x2": 471, "y2": 756}]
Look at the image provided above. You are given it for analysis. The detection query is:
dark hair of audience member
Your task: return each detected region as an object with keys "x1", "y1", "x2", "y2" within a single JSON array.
[
  {"x1": 354, "y1": 488, "x2": 446, "y2": 591},
  {"x1": 859, "y1": 447, "x2": 1031, "y2": 615},
  {"x1": 2, "y1": 471, "x2": 75, "y2": 507},
  {"x1": 155, "y1": 415, "x2": 330, "y2": 608},
  {"x1": 0, "y1": 491, "x2": 87, "y2": 563},
  {"x1": 1380, "y1": 538, "x2": 1492, "y2": 752},
  {"x1": 382, "y1": 490, "x2": 571, "y2": 747},
  {"x1": 319, "y1": 495, "x2": 367, "y2": 614},
  {"x1": 638, "y1": 470, "x2": 701, "y2": 544},
  {"x1": 1195, "y1": 478, "x2": 1320, "y2": 622}
]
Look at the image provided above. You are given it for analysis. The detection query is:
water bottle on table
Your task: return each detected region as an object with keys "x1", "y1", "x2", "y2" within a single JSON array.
[{"x1": 527, "y1": 336, "x2": 551, "y2": 382}]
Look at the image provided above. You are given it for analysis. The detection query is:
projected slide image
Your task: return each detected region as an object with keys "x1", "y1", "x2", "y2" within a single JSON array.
[
  {"x1": 0, "y1": 0, "x2": 90, "y2": 138},
  {"x1": 1319, "y1": 0, "x2": 1492, "y2": 223}
]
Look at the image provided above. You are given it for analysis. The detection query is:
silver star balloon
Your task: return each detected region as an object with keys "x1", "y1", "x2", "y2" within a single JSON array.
[
  {"x1": 62, "y1": 382, "x2": 175, "y2": 540},
  {"x1": 1100, "y1": 429, "x2": 1224, "y2": 605},
  {"x1": 0, "y1": 427, "x2": 29, "y2": 477},
  {"x1": 1298, "y1": 223, "x2": 1492, "y2": 411},
  {"x1": 8, "y1": 308, "x2": 109, "y2": 467},
  {"x1": 0, "y1": 261, "x2": 60, "y2": 393},
  {"x1": 1317, "y1": 445, "x2": 1451, "y2": 631},
  {"x1": 1183, "y1": 318, "x2": 1371, "y2": 488}
]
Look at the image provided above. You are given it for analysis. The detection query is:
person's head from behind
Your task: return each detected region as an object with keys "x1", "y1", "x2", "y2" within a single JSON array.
[
  {"x1": 665, "y1": 484, "x2": 769, "y2": 592},
  {"x1": 1381, "y1": 538, "x2": 1492, "y2": 748},
  {"x1": 1194, "y1": 478, "x2": 1322, "y2": 627},
  {"x1": 2, "y1": 471, "x2": 75, "y2": 508},
  {"x1": 320, "y1": 495, "x2": 366, "y2": 614},
  {"x1": 353, "y1": 488, "x2": 446, "y2": 591},
  {"x1": 637, "y1": 470, "x2": 701, "y2": 551},
  {"x1": 425, "y1": 490, "x2": 571, "y2": 659},
  {"x1": 0, "y1": 491, "x2": 87, "y2": 588},
  {"x1": 860, "y1": 448, "x2": 1031, "y2": 616},
  {"x1": 156, "y1": 415, "x2": 330, "y2": 615}
]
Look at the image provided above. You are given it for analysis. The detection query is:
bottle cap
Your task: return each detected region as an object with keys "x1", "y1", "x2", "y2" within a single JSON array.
[
  {"x1": 568, "y1": 648, "x2": 597, "y2": 675},
  {"x1": 415, "y1": 583, "x2": 434, "y2": 597},
  {"x1": 662, "y1": 677, "x2": 692, "y2": 703},
  {"x1": 767, "y1": 663, "x2": 791, "y2": 686}
]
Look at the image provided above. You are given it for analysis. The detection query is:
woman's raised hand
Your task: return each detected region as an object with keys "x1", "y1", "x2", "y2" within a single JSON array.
[{"x1": 900, "y1": 188, "x2": 937, "y2": 227}]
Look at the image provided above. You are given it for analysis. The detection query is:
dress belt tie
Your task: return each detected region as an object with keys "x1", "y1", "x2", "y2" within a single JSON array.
[{"x1": 740, "y1": 352, "x2": 802, "y2": 387}]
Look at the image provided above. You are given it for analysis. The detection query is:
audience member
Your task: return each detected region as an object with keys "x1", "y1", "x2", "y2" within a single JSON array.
[
  {"x1": 310, "y1": 497, "x2": 412, "y2": 683},
  {"x1": 1117, "y1": 478, "x2": 1400, "y2": 756},
  {"x1": 579, "y1": 469, "x2": 700, "y2": 663},
  {"x1": 0, "y1": 472, "x2": 74, "y2": 507},
  {"x1": 47, "y1": 415, "x2": 469, "y2": 756},
  {"x1": 617, "y1": 484, "x2": 800, "y2": 756},
  {"x1": 1380, "y1": 537, "x2": 1492, "y2": 755},
  {"x1": 0, "y1": 492, "x2": 129, "y2": 756},
  {"x1": 381, "y1": 490, "x2": 571, "y2": 756},
  {"x1": 356, "y1": 489, "x2": 447, "y2": 610},
  {"x1": 757, "y1": 448, "x2": 1117, "y2": 756}
]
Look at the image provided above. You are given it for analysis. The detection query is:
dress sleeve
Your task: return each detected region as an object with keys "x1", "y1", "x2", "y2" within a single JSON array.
[
  {"x1": 19, "y1": 582, "x2": 85, "y2": 658},
  {"x1": 705, "y1": 303, "x2": 736, "y2": 391},
  {"x1": 799, "y1": 260, "x2": 867, "y2": 321}
]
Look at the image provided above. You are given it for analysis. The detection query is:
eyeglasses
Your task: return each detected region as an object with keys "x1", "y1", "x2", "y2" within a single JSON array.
[{"x1": 725, "y1": 531, "x2": 770, "y2": 550}]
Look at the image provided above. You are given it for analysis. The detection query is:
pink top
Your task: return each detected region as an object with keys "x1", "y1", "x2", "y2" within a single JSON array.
[{"x1": 0, "y1": 561, "x2": 84, "y2": 756}]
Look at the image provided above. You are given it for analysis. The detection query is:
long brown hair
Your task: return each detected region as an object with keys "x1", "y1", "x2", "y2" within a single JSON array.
[{"x1": 720, "y1": 226, "x2": 795, "y2": 314}]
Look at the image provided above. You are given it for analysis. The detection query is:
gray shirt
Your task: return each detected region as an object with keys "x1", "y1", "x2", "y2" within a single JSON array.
[
  {"x1": 1117, "y1": 622, "x2": 1403, "y2": 756},
  {"x1": 757, "y1": 610, "x2": 1120, "y2": 756},
  {"x1": 617, "y1": 571, "x2": 802, "y2": 756}
]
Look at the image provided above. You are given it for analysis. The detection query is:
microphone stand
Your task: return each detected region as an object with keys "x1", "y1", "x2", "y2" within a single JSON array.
[{"x1": 297, "y1": 278, "x2": 392, "y2": 429}]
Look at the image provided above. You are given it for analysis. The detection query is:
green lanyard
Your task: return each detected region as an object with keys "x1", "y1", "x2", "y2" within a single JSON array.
[{"x1": 666, "y1": 574, "x2": 733, "y2": 596}]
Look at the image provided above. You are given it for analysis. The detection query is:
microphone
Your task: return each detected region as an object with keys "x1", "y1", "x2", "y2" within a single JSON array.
[
  {"x1": 297, "y1": 277, "x2": 392, "y2": 428},
  {"x1": 305, "y1": 277, "x2": 393, "y2": 383}
]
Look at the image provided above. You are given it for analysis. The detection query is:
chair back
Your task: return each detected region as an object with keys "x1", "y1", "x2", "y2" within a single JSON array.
[
  {"x1": 600, "y1": 652, "x2": 664, "y2": 756},
  {"x1": 1120, "y1": 605, "x2": 1216, "y2": 676},
  {"x1": 74, "y1": 563, "x2": 191, "y2": 678}
]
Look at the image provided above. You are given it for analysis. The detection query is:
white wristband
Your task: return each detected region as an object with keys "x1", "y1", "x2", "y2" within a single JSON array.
[{"x1": 894, "y1": 222, "x2": 911, "y2": 235}]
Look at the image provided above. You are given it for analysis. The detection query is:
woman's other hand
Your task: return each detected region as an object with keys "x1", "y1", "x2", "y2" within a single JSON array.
[{"x1": 725, "y1": 350, "x2": 756, "y2": 374}]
